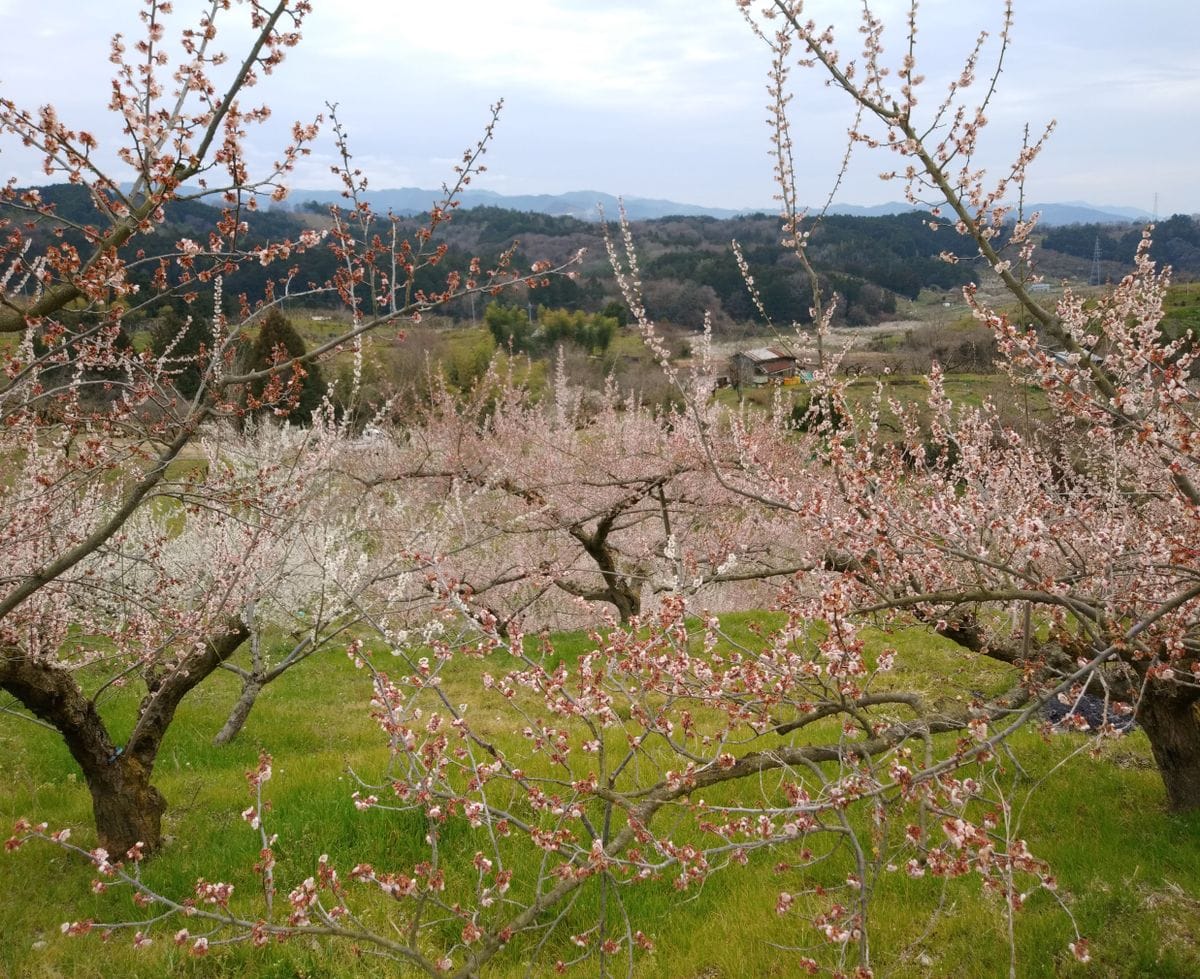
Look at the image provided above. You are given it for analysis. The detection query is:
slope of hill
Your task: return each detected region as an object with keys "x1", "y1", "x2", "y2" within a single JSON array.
[
  {"x1": 7, "y1": 185, "x2": 1193, "y2": 334},
  {"x1": 289, "y1": 188, "x2": 748, "y2": 222},
  {"x1": 281, "y1": 187, "x2": 1155, "y2": 226}
]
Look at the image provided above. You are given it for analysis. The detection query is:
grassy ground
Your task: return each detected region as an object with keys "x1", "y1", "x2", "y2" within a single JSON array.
[
  {"x1": 716, "y1": 372, "x2": 1051, "y2": 439},
  {"x1": 1162, "y1": 282, "x2": 1200, "y2": 342},
  {"x1": 2, "y1": 616, "x2": 1199, "y2": 978}
]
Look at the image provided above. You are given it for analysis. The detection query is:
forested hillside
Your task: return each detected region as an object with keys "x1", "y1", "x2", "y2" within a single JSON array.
[
  {"x1": 13, "y1": 185, "x2": 1190, "y2": 332},
  {"x1": 1042, "y1": 213, "x2": 1200, "y2": 281}
]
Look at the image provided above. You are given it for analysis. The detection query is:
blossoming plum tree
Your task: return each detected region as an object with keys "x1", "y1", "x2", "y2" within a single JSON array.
[
  {"x1": 0, "y1": 0, "x2": 563, "y2": 854},
  {"x1": 735, "y1": 0, "x2": 1200, "y2": 811},
  {"x1": 361, "y1": 355, "x2": 811, "y2": 634},
  {"x1": 6, "y1": 0, "x2": 1198, "y2": 975}
]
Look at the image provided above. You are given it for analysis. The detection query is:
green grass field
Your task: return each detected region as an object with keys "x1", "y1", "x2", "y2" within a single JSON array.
[
  {"x1": 3, "y1": 614, "x2": 1199, "y2": 978},
  {"x1": 715, "y1": 372, "x2": 1051, "y2": 440}
]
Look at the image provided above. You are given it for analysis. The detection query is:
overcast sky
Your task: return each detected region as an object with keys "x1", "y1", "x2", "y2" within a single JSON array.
[{"x1": 1, "y1": 0, "x2": 1196, "y2": 214}]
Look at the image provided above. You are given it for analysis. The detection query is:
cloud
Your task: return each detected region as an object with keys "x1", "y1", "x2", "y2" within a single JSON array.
[
  {"x1": 297, "y1": 0, "x2": 762, "y2": 115},
  {"x1": 0, "y1": 0, "x2": 1195, "y2": 211}
]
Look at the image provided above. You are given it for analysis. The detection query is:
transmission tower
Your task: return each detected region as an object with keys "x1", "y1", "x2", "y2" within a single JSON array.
[{"x1": 1090, "y1": 237, "x2": 1102, "y2": 286}]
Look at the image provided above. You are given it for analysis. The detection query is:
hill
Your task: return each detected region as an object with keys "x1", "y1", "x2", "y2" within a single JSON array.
[
  {"x1": 6, "y1": 186, "x2": 1194, "y2": 334},
  {"x1": 281, "y1": 187, "x2": 1155, "y2": 226}
]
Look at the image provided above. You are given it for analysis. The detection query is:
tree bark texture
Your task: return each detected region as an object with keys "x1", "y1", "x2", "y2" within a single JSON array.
[
  {"x1": 0, "y1": 652, "x2": 165, "y2": 854},
  {"x1": 1137, "y1": 683, "x2": 1200, "y2": 813},
  {"x1": 2, "y1": 622, "x2": 248, "y2": 854}
]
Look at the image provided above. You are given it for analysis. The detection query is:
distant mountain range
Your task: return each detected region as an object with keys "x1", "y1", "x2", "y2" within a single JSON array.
[
  {"x1": 281, "y1": 187, "x2": 1157, "y2": 226},
  {"x1": 288, "y1": 188, "x2": 747, "y2": 222},
  {"x1": 823, "y1": 200, "x2": 1156, "y2": 226}
]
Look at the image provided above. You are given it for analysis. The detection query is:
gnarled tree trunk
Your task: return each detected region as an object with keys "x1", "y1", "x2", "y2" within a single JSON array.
[
  {"x1": 562, "y1": 518, "x2": 643, "y2": 624},
  {"x1": 935, "y1": 623, "x2": 1200, "y2": 813},
  {"x1": 1, "y1": 622, "x2": 248, "y2": 855},
  {"x1": 86, "y1": 756, "x2": 168, "y2": 857},
  {"x1": 1137, "y1": 683, "x2": 1200, "y2": 813},
  {"x1": 0, "y1": 652, "x2": 166, "y2": 854}
]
